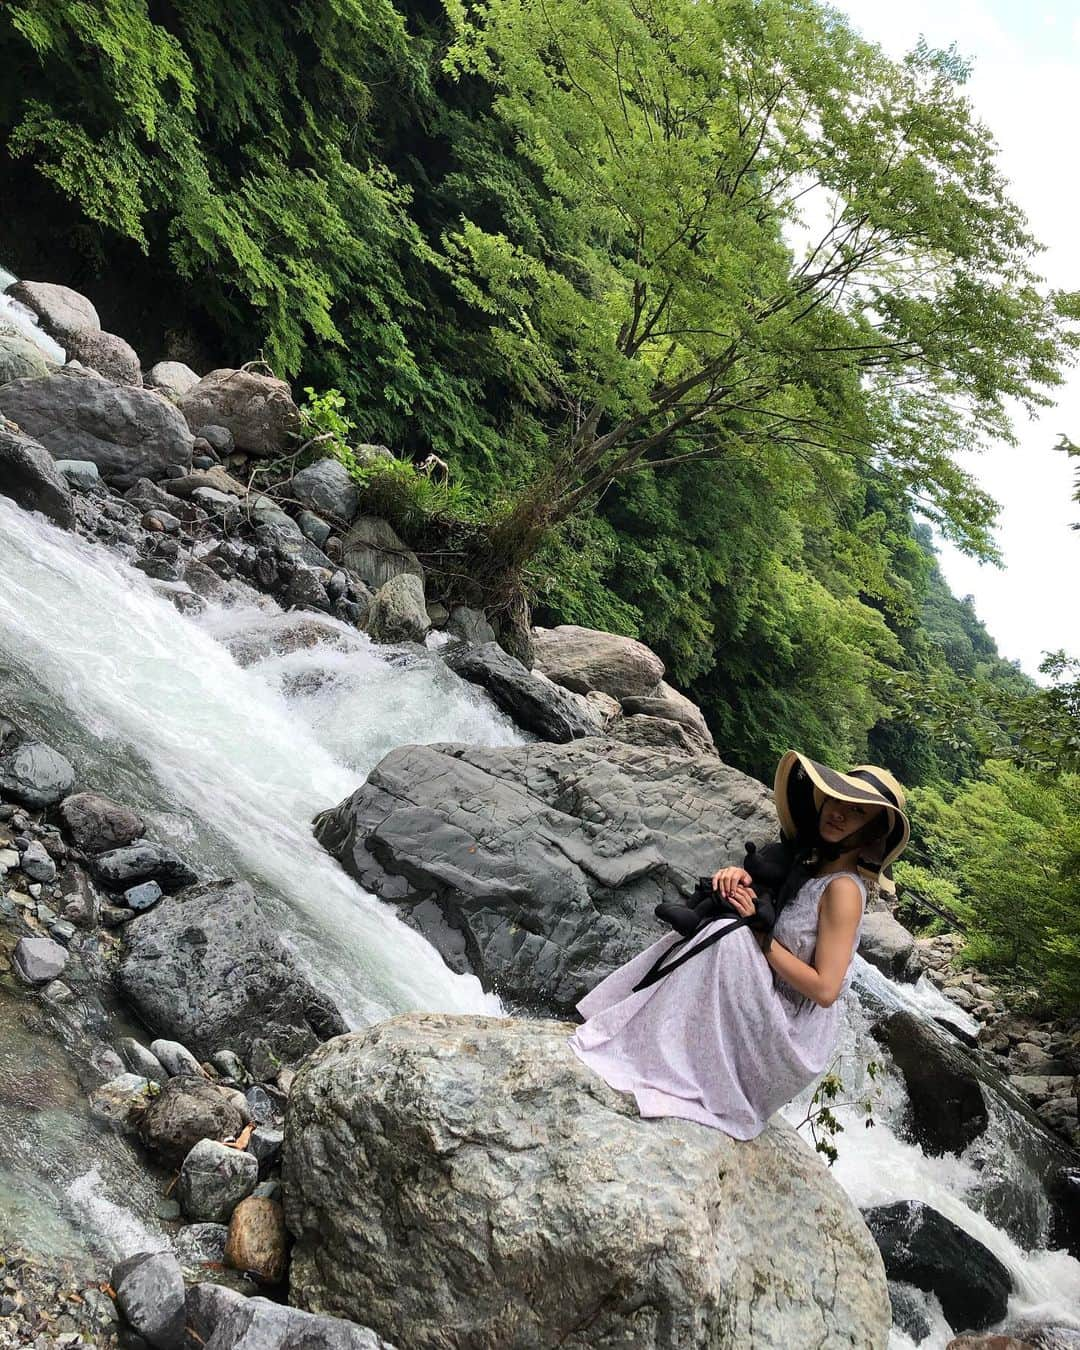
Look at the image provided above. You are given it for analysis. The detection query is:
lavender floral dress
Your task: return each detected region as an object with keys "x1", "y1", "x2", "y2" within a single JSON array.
[{"x1": 568, "y1": 871, "x2": 866, "y2": 1139}]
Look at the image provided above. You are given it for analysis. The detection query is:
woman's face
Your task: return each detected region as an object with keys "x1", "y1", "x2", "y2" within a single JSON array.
[{"x1": 818, "y1": 796, "x2": 884, "y2": 846}]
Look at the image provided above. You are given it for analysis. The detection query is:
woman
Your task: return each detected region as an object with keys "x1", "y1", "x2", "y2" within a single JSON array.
[{"x1": 568, "y1": 752, "x2": 910, "y2": 1140}]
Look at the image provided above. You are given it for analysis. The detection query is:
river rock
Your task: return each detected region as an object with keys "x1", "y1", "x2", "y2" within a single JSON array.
[
  {"x1": 177, "y1": 369, "x2": 300, "y2": 456},
  {"x1": 88, "y1": 1073, "x2": 156, "y2": 1130},
  {"x1": 610, "y1": 711, "x2": 711, "y2": 756},
  {"x1": 340, "y1": 516, "x2": 422, "y2": 590},
  {"x1": 863, "y1": 1200, "x2": 1012, "y2": 1332},
  {"x1": 446, "y1": 605, "x2": 497, "y2": 646},
  {"x1": 145, "y1": 361, "x2": 200, "y2": 400},
  {"x1": 180, "y1": 1138, "x2": 258, "y2": 1223},
  {"x1": 872, "y1": 1010, "x2": 989, "y2": 1156},
  {"x1": 0, "y1": 368, "x2": 194, "y2": 487},
  {"x1": 858, "y1": 911, "x2": 921, "y2": 982},
  {"x1": 118, "y1": 1037, "x2": 169, "y2": 1086},
  {"x1": 151, "y1": 1038, "x2": 205, "y2": 1078},
  {"x1": 224, "y1": 1196, "x2": 287, "y2": 1283},
  {"x1": 248, "y1": 1125, "x2": 283, "y2": 1176},
  {"x1": 175, "y1": 1223, "x2": 230, "y2": 1277},
  {"x1": 444, "y1": 642, "x2": 601, "y2": 742},
  {"x1": 139, "y1": 1075, "x2": 249, "y2": 1168},
  {"x1": 55, "y1": 458, "x2": 101, "y2": 490},
  {"x1": 289, "y1": 459, "x2": 359, "y2": 524},
  {"x1": 12, "y1": 935, "x2": 68, "y2": 984},
  {"x1": 112, "y1": 1251, "x2": 186, "y2": 1349},
  {"x1": 0, "y1": 424, "x2": 75, "y2": 528},
  {"x1": 89, "y1": 840, "x2": 197, "y2": 892},
  {"x1": 313, "y1": 738, "x2": 776, "y2": 1013},
  {"x1": 194, "y1": 1290, "x2": 395, "y2": 1350},
  {"x1": 0, "y1": 327, "x2": 49, "y2": 384},
  {"x1": 6, "y1": 281, "x2": 100, "y2": 343},
  {"x1": 19, "y1": 839, "x2": 56, "y2": 883},
  {"x1": 620, "y1": 680, "x2": 713, "y2": 744},
  {"x1": 61, "y1": 794, "x2": 144, "y2": 858},
  {"x1": 367, "y1": 572, "x2": 430, "y2": 644},
  {"x1": 118, "y1": 877, "x2": 347, "y2": 1067},
  {"x1": 532, "y1": 623, "x2": 664, "y2": 698},
  {"x1": 285, "y1": 1013, "x2": 890, "y2": 1349},
  {"x1": 65, "y1": 328, "x2": 142, "y2": 386}
]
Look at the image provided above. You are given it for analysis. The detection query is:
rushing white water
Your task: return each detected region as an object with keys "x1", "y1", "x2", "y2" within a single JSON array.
[{"x1": 0, "y1": 264, "x2": 66, "y2": 364}]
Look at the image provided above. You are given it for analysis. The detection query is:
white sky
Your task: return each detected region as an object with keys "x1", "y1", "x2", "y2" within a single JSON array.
[{"x1": 838, "y1": 0, "x2": 1080, "y2": 678}]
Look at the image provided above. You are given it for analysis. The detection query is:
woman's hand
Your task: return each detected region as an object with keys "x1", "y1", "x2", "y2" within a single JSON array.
[{"x1": 710, "y1": 866, "x2": 756, "y2": 917}]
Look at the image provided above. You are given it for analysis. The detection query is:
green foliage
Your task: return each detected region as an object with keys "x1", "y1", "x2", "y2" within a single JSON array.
[{"x1": 797, "y1": 1057, "x2": 882, "y2": 1165}]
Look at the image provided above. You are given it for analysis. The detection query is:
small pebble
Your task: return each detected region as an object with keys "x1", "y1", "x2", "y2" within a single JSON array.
[{"x1": 123, "y1": 880, "x2": 162, "y2": 912}]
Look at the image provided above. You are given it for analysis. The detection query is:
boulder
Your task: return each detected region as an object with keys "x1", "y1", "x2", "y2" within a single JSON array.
[
  {"x1": 0, "y1": 424, "x2": 74, "y2": 528},
  {"x1": 198, "y1": 1292, "x2": 395, "y2": 1350},
  {"x1": 0, "y1": 327, "x2": 49, "y2": 384},
  {"x1": 139, "y1": 1075, "x2": 249, "y2": 1168},
  {"x1": 0, "y1": 720, "x2": 76, "y2": 807},
  {"x1": 112, "y1": 1250, "x2": 186, "y2": 1350},
  {"x1": 872, "y1": 1011, "x2": 988, "y2": 1156},
  {"x1": 367, "y1": 573, "x2": 430, "y2": 644},
  {"x1": 64, "y1": 328, "x2": 142, "y2": 385},
  {"x1": 89, "y1": 840, "x2": 197, "y2": 892},
  {"x1": 288, "y1": 459, "x2": 359, "y2": 524},
  {"x1": 180, "y1": 1138, "x2": 258, "y2": 1223},
  {"x1": 177, "y1": 368, "x2": 301, "y2": 456},
  {"x1": 88, "y1": 1073, "x2": 156, "y2": 1131},
  {"x1": 858, "y1": 911, "x2": 920, "y2": 982},
  {"x1": 55, "y1": 459, "x2": 101, "y2": 491},
  {"x1": 5, "y1": 281, "x2": 100, "y2": 343},
  {"x1": 313, "y1": 739, "x2": 776, "y2": 1013},
  {"x1": 340, "y1": 516, "x2": 422, "y2": 590},
  {"x1": 863, "y1": 1201, "x2": 1012, "y2": 1332},
  {"x1": 117, "y1": 1037, "x2": 169, "y2": 1086},
  {"x1": 444, "y1": 642, "x2": 601, "y2": 742},
  {"x1": 145, "y1": 361, "x2": 200, "y2": 400},
  {"x1": 151, "y1": 1038, "x2": 205, "y2": 1078},
  {"x1": 59, "y1": 790, "x2": 145, "y2": 855},
  {"x1": 166, "y1": 465, "x2": 248, "y2": 499},
  {"x1": 285, "y1": 1014, "x2": 890, "y2": 1349},
  {"x1": 175, "y1": 1223, "x2": 230, "y2": 1279},
  {"x1": 12, "y1": 935, "x2": 68, "y2": 984},
  {"x1": 0, "y1": 368, "x2": 194, "y2": 487},
  {"x1": 20, "y1": 839, "x2": 56, "y2": 882},
  {"x1": 532, "y1": 623, "x2": 664, "y2": 699},
  {"x1": 610, "y1": 711, "x2": 711, "y2": 756},
  {"x1": 118, "y1": 877, "x2": 347, "y2": 1067},
  {"x1": 447, "y1": 605, "x2": 497, "y2": 647},
  {"x1": 620, "y1": 680, "x2": 713, "y2": 745},
  {"x1": 224, "y1": 1196, "x2": 287, "y2": 1283}
]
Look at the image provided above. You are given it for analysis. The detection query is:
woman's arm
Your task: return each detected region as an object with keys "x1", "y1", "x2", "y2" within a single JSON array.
[{"x1": 756, "y1": 876, "x2": 864, "y2": 1008}]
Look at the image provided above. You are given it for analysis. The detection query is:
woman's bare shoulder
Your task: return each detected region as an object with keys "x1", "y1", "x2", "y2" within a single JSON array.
[{"x1": 820, "y1": 874, "x2": 864, "y2": 911}]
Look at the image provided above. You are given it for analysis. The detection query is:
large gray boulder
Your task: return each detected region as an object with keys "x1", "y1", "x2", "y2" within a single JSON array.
[
  {"x1": 0, "y1": 326, "x2": 50, "y2": 384},
  {"x1": 65, "y1": 328, "x2": 142, "y2": 386},
  {"x1": 532, "y1": 623, "x2": 665, "y2": 699},
  {"x1": 858, "y1": 911, "x2": 921, "y2": 983},
  {"x1": 118, "y1": 878, "x2": 347, "y2": 1069},
  {"x1": 112, "y1": 1251, "x2": 186, "y2": 1350},
  {"x1": 145, "y1": 361, "x2": 200, "y2": 400},
  {"x1": 288, "y1": 458, "x2": 359, "y2": 524},
  {"x1": 189, "y1": 1285, "x2": 395, "y2": 1350},
  {"x1": 313, "y1": 739, "x2": 776, "y2": 1013},
  {"x1": 0, "y1": 719, "x2": 76, "y2": 807},
  {"x1": 59, "y1": 790, "x2": 145, "y2": 855},
  {"x1": 340, "y1": 516, "x2": 422, "y2": 590},
  {"x1": 0, "y1": 423, "x2": 74, "y2": 528},
  {"x1": 621, "y1": 679, "x2": 713, "y2": 746},
  {"x1": 177, "y1": 368, "x2": 301, "y2": 456},
  {"x1": 0, "y1": 368, "x2": 194, "y2": 487},
  {"x1": 444, "y1": 642, "x2": 602, "y2": 742},
  {"x1": 367, "y1": 573, "x2": 430, "y2": 644},
  {"x1": 285, "y1": 1014, "x2": 891, "y2": 1350},
  {"x1": 139, "y1": 1076, "x2": 249, "y2": 1169},
  {"x1": 5, "y1": 280, "x2": 100, "y2": 343}
]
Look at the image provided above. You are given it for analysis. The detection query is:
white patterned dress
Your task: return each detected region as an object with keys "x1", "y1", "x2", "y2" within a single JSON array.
[{"x1": 568, "y1": 870, "x2": 866, "y2": 1139}]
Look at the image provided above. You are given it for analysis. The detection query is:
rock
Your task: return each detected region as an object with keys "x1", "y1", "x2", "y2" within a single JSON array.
[
  {"x1": 112, "y1": 1250, "x2": 186, "y2": 1350},
  {"x1": 191, "y1": 486, "x2": 240, "y2": 514},
  {"x1": 0, "y1": 368, "x2": 194, "y2": 487},
  {"x1": 145, "y1": 361, "x2": 200, "y2": 400},
  {"x1": 55, "y1": 458, "x2": 101, "y2": 490},
  {"x1": 288, "y1": 459, "x2": 359, "y2": 524},
  {"x1": 1012, "y1": 1041, "x2": 1073, "y2": 1075},
  {"x1": 1049, "y1": 1167, "x2": 1080, "y2": 1259},
  {"x1": 157, "y1": 465, "x2": 247, "y2": 499},
  {"x1": 945, "y1": 1338, "x2": 1033, "y2": 1349},
  {"x1": 88, "y1": 1074, "x2": 156, "y2": 1130},
  {"x1": 281, "y1": 565, "x2": 332, "y2": 613},
  {"x1": 872, "y1": 1010, "x2": 988, "y2": 1156},
  {"x1": 201, "y1": 1295, "x2": 395, "y2": 1349},
  {"x1": 197, "y1": 424, "x2": 235, "y2": 456},
  {"x1": 12, "y1": 935, "x2": 68, "y2": 984},
  {"x1": 367, "y1": 572, "x2": 430, "y2": 644},
  {"x1": 313, "y1": 739, "x2": 776, "y2": 1013},
  {"x1": 224, "y1": 1197, "x2": 287, "y2": 1283},
  {"x1": 20, "y1": 839, "x2": 56, "y2": 882},
  {"x1": 610, "y1": 711, "x2": 713, "y2": 756},
  {"x1": 180, "y1": 1138, "x2": 258, "y2": 1223},
  {"x1": 444, "y1": 642, "x2": 601, "y2": 742},
  {"x1": 296, "y1": 509, "x2": 332, "y2": 549},
  {"x1": 253, "y1": 522, "x2": 335, "y2": 571},
  {"x1": 0, "y1": 328, "x2": 49, "y2": 384},
  {"x1": 139, "y1": 1075, "x2": 249, "y2": 1168},
  {"x1": 863, "y1": 1200, "x2": 1012, "y2": 1332},
  {"x1": 248, "y1": 1126, "x2": 283, "y2": 1176},
  {"x1": 64, "y1": 328, "x2": 142, "y2": 385},
  {"x1": 532, "y1": 623, "x2": 665, "y2": 698},
  {"x1": 118, "y1": 877, "x2": 347, "y2": 1066},
  {"x1": 88, "y1": 841, "x2": 197, "y2": 892},
  {"x1": 124, "y1": 879, "x2": 163, "y2": 911},
  {"x1": 340, "y1": 516, "x2": 422, "y2": 590},
  {"x1": 620, "y1": 680, "x2": 713, "y2": 745},
  {"x1": 177, "y1": 369, "x2": 301, "y2": 456},
  {"x1": 285, "y1": 1013, "x2": 890, "y2": 1349},
  {"x1": 446, "y1": 605, "x2": 497, "y2": 647},
  {"x1": 888, "y1": 1281, "x2": 932, "y2": 1345},
  {"x1": 858, "y1": 911, "x2": 920, "y2": 982},
  {"x1": 0, "y1": 424, "x2": 75, "y2": 528},
  {"x1": 175, "y1": 1223, "x2": 230, "y2": 1275},
  {"x1": 6, "y1": 281, "x2": 100, "y2": 343},
  {"x1": 151, "y1": 1038, "x2": 205, "y2": 1078},
  {"x1": 118, "y1": 1038, "x2": 169, "y2": 1086}
]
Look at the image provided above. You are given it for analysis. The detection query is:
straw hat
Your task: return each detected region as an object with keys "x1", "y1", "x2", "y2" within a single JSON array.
[{"x1": 773, "y1": 750, "x2": 910, "y2": 893}]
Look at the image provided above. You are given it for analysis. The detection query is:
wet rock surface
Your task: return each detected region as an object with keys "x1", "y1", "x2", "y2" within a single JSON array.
[
  {"x1": 0, "y1": 424, "x2": 75, "y2": 529},
  {"x1": 444, "y1": 641, "x2": 601, "y2": 743}
]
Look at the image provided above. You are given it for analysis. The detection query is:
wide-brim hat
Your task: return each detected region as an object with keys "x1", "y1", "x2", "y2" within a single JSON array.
[{"x1": 773, "y1": 751, "x2": 910, "y2": 894}]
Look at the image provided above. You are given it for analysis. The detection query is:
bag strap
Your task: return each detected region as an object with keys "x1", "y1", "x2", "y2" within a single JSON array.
[{"x1": 632, "y1": 915, "x2": 754, "y2": 994}]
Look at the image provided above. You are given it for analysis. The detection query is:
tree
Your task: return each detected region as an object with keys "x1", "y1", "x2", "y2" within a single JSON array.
[{"x1": 443, "y1": 0, "x2": 1076, "y2": 600}]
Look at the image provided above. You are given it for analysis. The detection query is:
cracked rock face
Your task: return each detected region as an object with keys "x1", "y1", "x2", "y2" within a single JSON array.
[
  {"x1": 285, "y1": 1013, "x2": 891, "y2": 1350},
  {"x1": 313, "y1": 738, "x2": 776, "y2": 1014}
]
